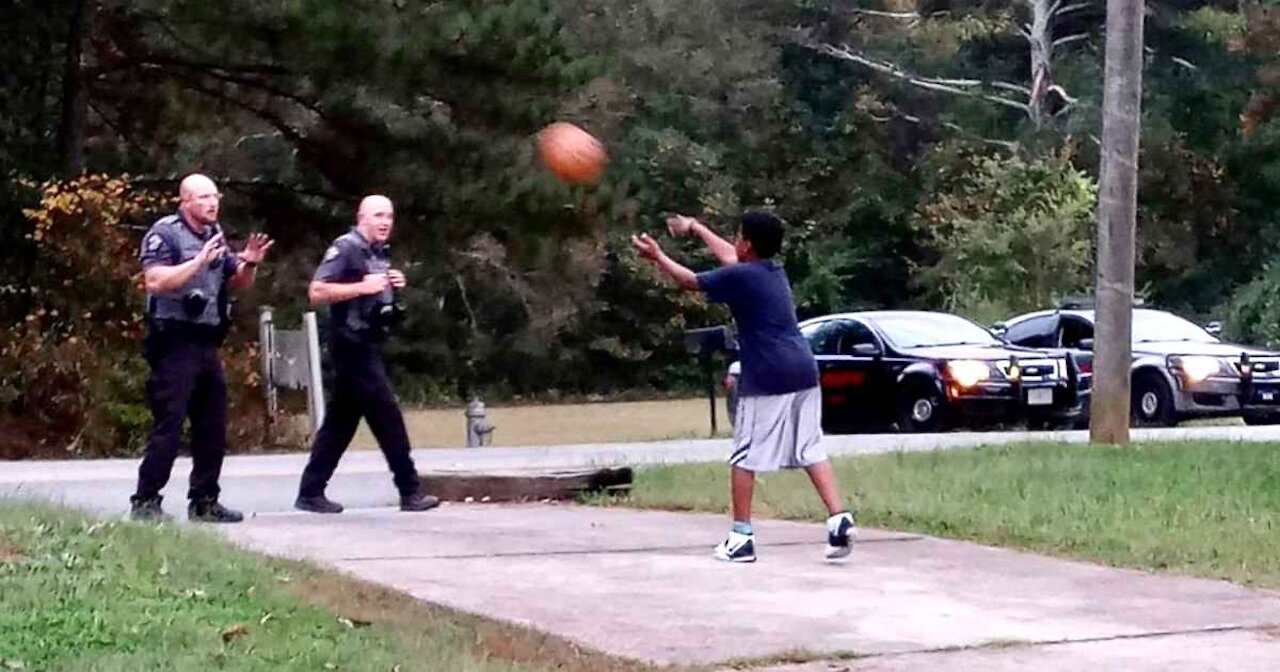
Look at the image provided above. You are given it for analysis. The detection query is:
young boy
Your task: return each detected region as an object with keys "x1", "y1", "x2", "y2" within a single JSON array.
[{"x1": 632, "y1": 210, "x2": 856, "y2": 563}]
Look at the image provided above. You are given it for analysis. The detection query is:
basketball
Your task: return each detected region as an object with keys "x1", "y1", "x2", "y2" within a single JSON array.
[{"x1": 537, "y1": 122, "x2": 607, "y2": 185}]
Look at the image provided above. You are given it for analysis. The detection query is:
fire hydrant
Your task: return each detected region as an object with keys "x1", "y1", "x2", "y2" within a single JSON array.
[{"x1": 465, "y1": 399, "x2": 496, "y2": 447}]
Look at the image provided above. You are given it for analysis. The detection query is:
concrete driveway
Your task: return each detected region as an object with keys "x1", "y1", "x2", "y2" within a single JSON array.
[{"x1": 218, "y1": 504, "x2": 1280, "y2": 670}]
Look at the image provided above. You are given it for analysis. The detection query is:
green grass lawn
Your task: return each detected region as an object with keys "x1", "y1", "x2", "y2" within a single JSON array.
[
  {"x1": 0, "y1": 502, "x2": 658, "y2": 672},
  {"x1": 592, "y1": 441, "x2": 1280, "y2": 589}
]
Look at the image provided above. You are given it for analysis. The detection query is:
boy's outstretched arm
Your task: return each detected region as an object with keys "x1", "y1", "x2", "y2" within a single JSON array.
[
  {"x1": 632, "y1": 233, "x2": 699, "y2": 290},
  {"x1": 668, "y1": 215, "x2": 738, "y2": 266}
]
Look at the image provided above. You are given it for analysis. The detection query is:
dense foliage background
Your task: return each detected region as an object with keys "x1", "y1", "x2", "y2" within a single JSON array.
[{"x1": 5, "y1": 0, "x2": 1280, "y2": 455}]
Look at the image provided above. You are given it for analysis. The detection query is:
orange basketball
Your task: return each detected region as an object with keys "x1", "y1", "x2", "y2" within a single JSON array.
[{"x1": 537, "y1": 122, "x2": 607, "y2": 184}]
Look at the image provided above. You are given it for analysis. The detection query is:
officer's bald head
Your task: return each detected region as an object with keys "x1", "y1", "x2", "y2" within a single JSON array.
[
  {"x1": 177, "y1": 174, "x2": 221, "y2": 227},
  {"x1": 356, "y1": 194, "x2": 395, "y2": 244}
]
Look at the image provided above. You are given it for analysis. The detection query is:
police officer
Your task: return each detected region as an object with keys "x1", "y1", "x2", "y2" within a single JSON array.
[
  {"x1": 131, "y1": 174, "x2": 274, "y2": 522},
  {"x1": 295, "y1": 195, "x2": 438, "y2": 514}
]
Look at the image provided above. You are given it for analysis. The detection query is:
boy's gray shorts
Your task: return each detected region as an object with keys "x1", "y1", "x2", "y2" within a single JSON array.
[{"x1": 729, "y1": 386, "x2": 827, "y2": 472}]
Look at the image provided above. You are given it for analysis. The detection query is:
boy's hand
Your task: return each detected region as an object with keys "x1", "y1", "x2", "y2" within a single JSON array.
[
  {"x1": 631, "y1": 233, "x2": 662, "y2": 261},
  {"x1": 666, "y1": 215, "x2": 696, "y2": 238}
]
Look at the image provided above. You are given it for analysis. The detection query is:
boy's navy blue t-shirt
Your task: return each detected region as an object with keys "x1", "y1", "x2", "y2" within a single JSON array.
[{"x1": 697, "y1": 260, "x2": 819, "y2": 397}]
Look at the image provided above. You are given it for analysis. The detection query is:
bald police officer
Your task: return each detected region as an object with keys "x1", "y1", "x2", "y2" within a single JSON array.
[
  {"x1": 294, "y1": 195, "x2": 438, "y2": 514},
  {"x1": 132, "y1": 174, "x2": 273, "y2": 523}
]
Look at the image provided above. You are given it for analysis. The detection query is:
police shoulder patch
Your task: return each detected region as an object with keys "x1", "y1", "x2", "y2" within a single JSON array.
[
  {"x1": 323, "y1": 245, "x2": 340, "y2": 262},
  {"x1": 147, "y1": 234, "x2": 165, "y2": 252}
]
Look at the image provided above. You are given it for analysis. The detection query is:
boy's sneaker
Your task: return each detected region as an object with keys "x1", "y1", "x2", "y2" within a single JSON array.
[
  {"x1": 825, "y1": 511, "x2": 857, "y2": 560},
  {"x1": 713, "y1": 531, "x2": 757, "y2": 563}
]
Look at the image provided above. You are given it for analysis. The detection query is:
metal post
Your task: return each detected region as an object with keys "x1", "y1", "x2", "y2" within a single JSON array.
[
  {"x1": 258, "y1": 306, "x2": 277, "y2": 419},
  {"x1": 1091, "y1": 0, "x2": 1144, "y2": 445},
  {"x1": 685, "y1": 326, "x2": 731, "y2": 437},
  {"x1": 703, "y1": 352, "x2": 718, "y2": 435},
  {"x1": 303, "y1": 311, "x2": 326, "y2": 434}
]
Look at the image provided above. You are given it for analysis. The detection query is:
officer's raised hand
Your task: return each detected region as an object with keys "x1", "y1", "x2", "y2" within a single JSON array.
[
  {"x1": 199, "y1": 232, "x2": 226, "y2": 265},
  {"x1": 387, "y1": 269, "x2": 407, "y2": 289},
  {"x1": 239, "y1": 233, "x2": 274, "y2": 265}
]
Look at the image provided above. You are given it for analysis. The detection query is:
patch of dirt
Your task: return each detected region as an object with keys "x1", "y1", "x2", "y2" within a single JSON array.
[
  {"x1": 0, "y1": 415, "x2": 72, "y2": 460},
  {"x1": 286, "y1": 561, "x2": 671, "y2": 672},
  {"x1": 0, "y1": 533, "x2": 23, "y2": 563},
  {"x1": 383, "y1": 397, "x2": 732, "y2": 450}
]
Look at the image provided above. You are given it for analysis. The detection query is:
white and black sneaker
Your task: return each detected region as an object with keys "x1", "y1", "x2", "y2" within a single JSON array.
[
  {"x1": 713, "y1": 531, "x2": 757, "y2": 563},
  {"x1": 825, "y1": 511, "x2": 857, "y2": 560}
]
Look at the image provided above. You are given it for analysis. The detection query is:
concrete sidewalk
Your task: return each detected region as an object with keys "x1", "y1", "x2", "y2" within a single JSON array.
[{"x1": 218, "y1": 503, "x2": 1280, "y2": 670}]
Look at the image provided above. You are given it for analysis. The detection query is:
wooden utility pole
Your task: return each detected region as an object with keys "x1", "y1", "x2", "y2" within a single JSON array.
[{"x1": 1091, "y1": 0, "x2": 1145, "y2": 444}]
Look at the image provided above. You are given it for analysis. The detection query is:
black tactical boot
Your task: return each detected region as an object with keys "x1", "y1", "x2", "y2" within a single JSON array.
[
  {"x1": 400, "y1": 492, "x2": 440, "y2": 512},
  {"x1": 130, "y1": 495, "x2": 171, "y2": 522},
  {"x1": 295, "y1": 494, "x2": 344, "y2": 514},
  {"x1": 188, "y1": 498, "x2": 244, "y2": 523}
]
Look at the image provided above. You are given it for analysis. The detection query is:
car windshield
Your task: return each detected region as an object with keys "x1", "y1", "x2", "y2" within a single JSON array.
[
  {"x1": 871, "y1": 313, "x2": 1001, "y2": 349},
  {"x1": 1132, "y1": 310, "x2": 1217, "y2": 343}
]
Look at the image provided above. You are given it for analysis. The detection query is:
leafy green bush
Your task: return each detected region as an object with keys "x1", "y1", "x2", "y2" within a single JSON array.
[
  {"x1": 1224, "y1": 260, "x2": 1280, "y2": 348},
  {"x1": 913, "y1": 146, "x2": 1097, "y2": 322}
]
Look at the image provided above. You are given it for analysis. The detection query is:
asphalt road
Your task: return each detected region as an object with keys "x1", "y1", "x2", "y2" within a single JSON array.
[{"x1": 4, "y1": 423, "x2": 1280, "y2": 516}]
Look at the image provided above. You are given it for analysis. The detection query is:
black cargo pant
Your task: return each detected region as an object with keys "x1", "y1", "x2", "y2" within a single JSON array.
[
  {"x1": 134, "y1": 326, "x2": 227, "y2": 502},
  {"x1": 298, "y1": 334, "x2": 421, "y2": 498}
]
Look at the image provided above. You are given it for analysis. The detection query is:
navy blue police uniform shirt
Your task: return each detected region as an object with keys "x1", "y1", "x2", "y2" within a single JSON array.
[
  {"x1": 313, "y1": 228, "x2": 394, "y2": 340},
  {"x1": 696, "y1": 260, "x2": 819, "y2": 397},
  {"x1": 139, "y1": 213, "x2": 239, "y2": 326}
]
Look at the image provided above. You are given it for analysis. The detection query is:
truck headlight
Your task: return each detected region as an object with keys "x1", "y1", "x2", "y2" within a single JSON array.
[
  {"x1": 947, "y1": 360, "x2": 990, "y2": 388},
  {"x1": 1172, "y1": 355, "x2": 1224, "y2": 383}
]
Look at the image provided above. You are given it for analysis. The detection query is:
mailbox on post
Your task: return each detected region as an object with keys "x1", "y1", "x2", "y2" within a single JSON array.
[{"x1": 684, "y1": 325, "x2": 738, "y2": 435}]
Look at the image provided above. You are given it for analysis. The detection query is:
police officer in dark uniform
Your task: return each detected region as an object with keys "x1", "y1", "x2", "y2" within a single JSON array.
[
  {"x1": 295, "y1": 194, "x2": 438, "y2": 514},
  {"x1": 131, "y1": 174, "x2": 274, "y2": 522}
]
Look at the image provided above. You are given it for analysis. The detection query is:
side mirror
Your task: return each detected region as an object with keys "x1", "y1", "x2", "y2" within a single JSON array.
[
  {"x1": 1205, "y1": 321, "x2": 1223, "y2": 338},
  {"x1": 851, "y1": 343, "x2": 881, "y2": 357},
  {"x1": 1079, "y1": 338, "x2": 1095, "y2": 351},
  {"x1": 990, "y1": 321, "x2": 1008, "y2": 337}
]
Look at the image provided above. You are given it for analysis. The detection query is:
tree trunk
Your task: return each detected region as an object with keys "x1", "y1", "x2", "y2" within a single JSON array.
[
  {"x1": 1028, "y1": 0, "x2": 1054, "y2": 128},
  {"x1": 56, "y1": 0, "x2": 90, "y2": 177},
  {"x1": 1090, "y1": 0, "x2": 1145, "y2": 445}
]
